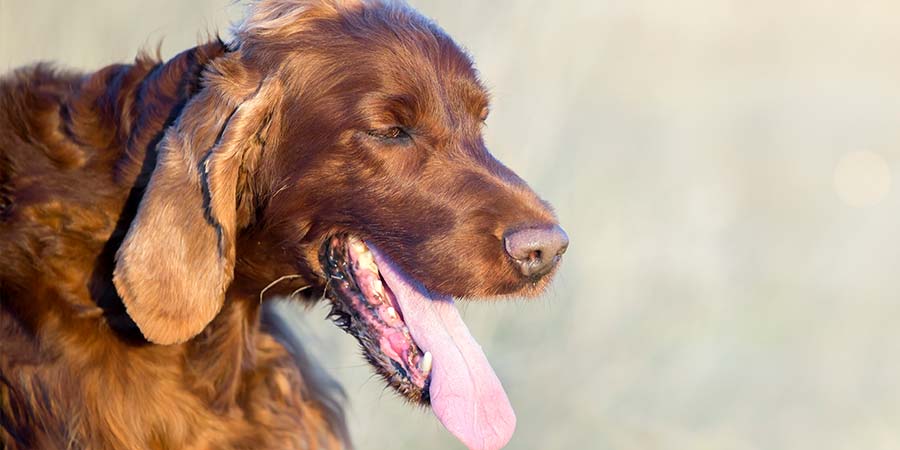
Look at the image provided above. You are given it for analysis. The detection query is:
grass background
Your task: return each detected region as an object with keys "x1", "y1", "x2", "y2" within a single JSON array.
[{"x1": 3, "y1": 1, "x2": 900, "y2": 449}]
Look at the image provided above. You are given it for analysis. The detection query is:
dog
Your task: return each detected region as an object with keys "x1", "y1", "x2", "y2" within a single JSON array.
[{"x1": 0, "y1": 1, "x2": 568, "y2": 449}]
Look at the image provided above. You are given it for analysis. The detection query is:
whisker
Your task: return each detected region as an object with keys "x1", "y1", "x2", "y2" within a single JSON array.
[
  {"x1": 289, "y1": 285, "x2": 312, "y2": 299},
  {"x1": 319, "y1": 277, "x2": 332, "y2": 303},
  {"x1": 259, "y1": 274, "x2": 305, "y2": 304}
]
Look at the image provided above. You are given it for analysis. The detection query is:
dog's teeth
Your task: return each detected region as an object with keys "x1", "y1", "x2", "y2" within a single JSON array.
[
  {"x1": 402, "y1": 327, "x2": 411, "y2": 339},
  {"x1": 420, "y1": 351, "x2": 432, "y2": 377},
  {"x1": 369, "y1": 280, "x2": 383, "y2": 304},
  {"x1": 348, "y1": 238, "x2": 378, "y2": 272},
  {"x1": 349, "y1": 238, "x2": 368, "y2": 255},
  {"x1": 358, "y1": 253, "x2": 377, "y2": 273},
  {"x1": 386, "y1": 307, "x2": 398, "y2": 321}
]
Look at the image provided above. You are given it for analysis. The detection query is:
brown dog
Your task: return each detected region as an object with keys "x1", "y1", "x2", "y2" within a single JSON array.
[{"x1": 0, "y1": 1, "x2": 567, "y2": 449}]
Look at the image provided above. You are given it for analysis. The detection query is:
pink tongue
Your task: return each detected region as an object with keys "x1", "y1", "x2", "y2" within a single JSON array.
[{"x1": 370, "y1": 246, "x2": 516, "y2": 450}]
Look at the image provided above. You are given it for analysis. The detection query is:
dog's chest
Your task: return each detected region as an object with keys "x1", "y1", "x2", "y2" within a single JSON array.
[{"x1": 0, "y1": 318, "x2": 336, "y2": 450}]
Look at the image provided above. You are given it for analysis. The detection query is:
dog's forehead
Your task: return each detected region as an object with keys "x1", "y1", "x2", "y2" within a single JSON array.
[
  {"x1": 248, "y1": 1, "x2": 490, "y2": 121},
  {"x1": 351, "y1": 7, "x2": 485, "y2": 92},
  {"x1": 385, "y1": 44, "x2": 487, "y2": 108},
  {"x1": 363, "y1": 20, "x2": 489, "y2": 121}
]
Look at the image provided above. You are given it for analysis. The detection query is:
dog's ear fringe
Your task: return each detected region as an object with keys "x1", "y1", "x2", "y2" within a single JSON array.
[{"x1": 113, "y1": 53, "x2": 281, "y2": 345}]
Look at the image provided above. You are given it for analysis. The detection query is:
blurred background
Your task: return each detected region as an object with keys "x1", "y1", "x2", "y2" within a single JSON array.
[{"x1": 3, "y1": 1, "x2": 900, "y2": 449}]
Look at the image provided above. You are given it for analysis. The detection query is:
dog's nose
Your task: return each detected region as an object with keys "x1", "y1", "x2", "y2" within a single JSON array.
[{"x1": 503, "y1": 225, "x2": 569, "y2": 279}]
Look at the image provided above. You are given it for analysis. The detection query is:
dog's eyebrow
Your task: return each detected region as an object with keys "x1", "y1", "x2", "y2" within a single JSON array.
[
  {"x1": 383, "y1": 94, "x2": 418, "y2": 115},
  {"x1": 359, "y1": 93, "x2": 420, "y2": 126}
]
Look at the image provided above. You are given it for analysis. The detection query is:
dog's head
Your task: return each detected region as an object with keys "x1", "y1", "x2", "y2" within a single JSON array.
[{"x1": 113, "y1": 1, "x2": 567, "y2": 448}]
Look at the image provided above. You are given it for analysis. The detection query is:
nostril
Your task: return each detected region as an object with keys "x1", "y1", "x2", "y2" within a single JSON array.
[{"x1": 503, "y1": 225, "x2": 569, "y2": 278}]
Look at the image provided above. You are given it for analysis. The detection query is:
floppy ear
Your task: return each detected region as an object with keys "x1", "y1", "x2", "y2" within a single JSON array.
[{"x1": 114, "y1": 54, "x2": 280, "y2": 345}]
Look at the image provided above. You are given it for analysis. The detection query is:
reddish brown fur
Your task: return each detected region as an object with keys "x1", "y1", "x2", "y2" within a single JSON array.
[{"x1": 0, "y1": 0, "x2": 562, "y2": 448}]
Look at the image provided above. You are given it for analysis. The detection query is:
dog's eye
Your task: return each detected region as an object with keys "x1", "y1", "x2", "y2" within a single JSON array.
[{"x1": 367, "y1": 127, "x2": 410, "y2": 141}]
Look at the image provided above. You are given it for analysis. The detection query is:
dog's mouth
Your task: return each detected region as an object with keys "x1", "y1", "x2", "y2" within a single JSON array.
[
  {"x1": 321, "y1": 235, "x2": 432, "y2": 401},
  {"x1": 320, "y1": 234, "x2": 516, "y2": 450}
]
